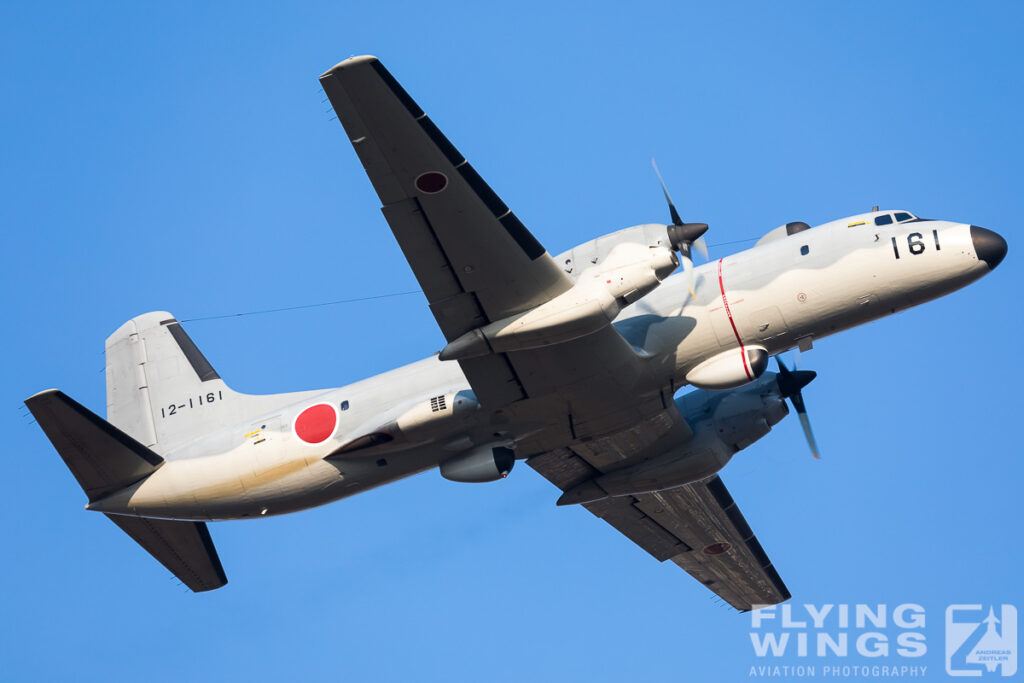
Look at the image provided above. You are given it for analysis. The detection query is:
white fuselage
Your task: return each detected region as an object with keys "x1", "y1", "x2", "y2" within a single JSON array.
[{"x1": 88, "y1": 213, "x2": 997, "y2": 521}]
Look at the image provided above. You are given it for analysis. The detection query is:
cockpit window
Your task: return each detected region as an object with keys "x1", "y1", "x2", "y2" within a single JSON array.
[
  {"x1": 874, "y1": 214, "x2": 894, "y2": 226},
  {"x1": 894, "y1": 212, "x2": 914, "y2": 222}
]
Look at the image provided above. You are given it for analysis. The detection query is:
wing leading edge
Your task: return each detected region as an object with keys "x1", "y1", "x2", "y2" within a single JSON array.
[{"x1": 320, "y1": 56, "x2": 575, "y2": 407}]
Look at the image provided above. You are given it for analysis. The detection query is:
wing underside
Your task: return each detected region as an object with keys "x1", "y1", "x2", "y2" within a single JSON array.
[
  {"x1": 529, "y1": 445, "x2": 790, "y2": 610},
  {"x1": 321, "y1": 57, "x2": 788, "y2": 606},
  {"x1": 319, "y1": 56, "x2": 649, "y2": 413},
  {"x1": 320, "y1": 56, "x2": 575, "y2": 407}
]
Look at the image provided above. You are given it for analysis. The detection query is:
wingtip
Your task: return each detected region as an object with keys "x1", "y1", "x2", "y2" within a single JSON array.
[
  {"x1": 24, "y1": 388, "x2": 62, "y2": 405},
  {"x1": 319, "y1": 54, "x2": 380, "y2": 79}
]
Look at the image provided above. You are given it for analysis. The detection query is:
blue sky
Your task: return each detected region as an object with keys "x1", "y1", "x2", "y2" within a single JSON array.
[{"x1": 1, "y1": 2, "x2": 1021, "y2": 681}]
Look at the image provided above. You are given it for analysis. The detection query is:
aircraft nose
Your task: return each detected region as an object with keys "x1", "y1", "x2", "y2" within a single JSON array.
[{"x1": 971, "y1": 226, "x2": 1007, "y2": 270}]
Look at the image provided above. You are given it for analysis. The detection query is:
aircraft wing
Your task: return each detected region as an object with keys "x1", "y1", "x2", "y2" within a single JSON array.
[
  {"x1": 320, "y1": 57, "x2": 640, "y2": 409},
  {"x1": 529, "y1": 445, "x2": 791, "y2": 610}
]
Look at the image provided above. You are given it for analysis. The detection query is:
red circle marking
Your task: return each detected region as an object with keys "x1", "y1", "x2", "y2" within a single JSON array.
[
  {"x1": 415, "y1": 172, "x2": 448, "y2": 194},
  {"x1": 294, "y1": 404, "x2": 337, "y2": 444},
  {"x1": 703, "y1": 542, "x2": 732, "y2": 555}
]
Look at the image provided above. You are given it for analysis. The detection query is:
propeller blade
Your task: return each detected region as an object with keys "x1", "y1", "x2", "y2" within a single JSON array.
[
  {"x1": 797, "y1": 410, "x2": 821, "y2": 459},
  {"x1": 788, "y1": 386, "x2": 807, "y2": 414},
  {"x1": 774, "y1": 355, "x2": 820, "y2": 458},
  {"x1": 682, "y1": 253, "x2": 696, "y2": 298},
  {"x1": 651, "y1": 157, "x2": 708, "y2": 296},
  {"x1": 651, "y1": 158, "x2": 683, "y2": 226},
  {"x1": 694, "y1": 235, "x2": 709, "y2": 261}
]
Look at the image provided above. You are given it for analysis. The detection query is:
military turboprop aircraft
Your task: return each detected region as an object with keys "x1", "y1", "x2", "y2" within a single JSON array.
[{"x1": 26, "y1": 56, "x2": 1007, "y2": 609}]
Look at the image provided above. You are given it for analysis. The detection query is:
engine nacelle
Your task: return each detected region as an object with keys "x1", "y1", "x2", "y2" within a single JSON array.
[
  {"x1": 440, "y1": 242, "x2": 677, "y2": 360},
  {"x1": 685, "y1": 346, "x2": 769, "y2": 390},
  {"x1": 595, "y1": 242, "x2": 680, "y2": 304},
  {"x1": 557, "y1": 223, "x2": 681, "y2": 282},
  {"x1": 441, "y1": 445, "x2": 515, "y2": 483},
  {"x1": 557, "y1": 373, "x2": 789, "y2": 505}
]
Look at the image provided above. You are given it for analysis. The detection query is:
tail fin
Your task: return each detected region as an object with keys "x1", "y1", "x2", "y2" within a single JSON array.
[
  {"x1": 25, "y1": 390, "x2": 227, "y2": 592},
  {"x1": 106, "y1": 311, "x2": 328, "y2": 454},
  {"x1": 106, "y1": 311, "x2": 236, "y2": 452}
]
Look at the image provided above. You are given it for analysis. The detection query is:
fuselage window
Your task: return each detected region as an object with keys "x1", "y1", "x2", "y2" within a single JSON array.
[
  {"x1": 340, "y1": 400, "x2": 349, "y2": 411},
  {"x1": 894, "y1": 212, "x2": 914, "y2": 222},
  {"x1": 800, "y1": 245, "x2": 809, "y2": 256},
  {"x1": 875, "y1": 214, "x2": 894, "y2": 226}
]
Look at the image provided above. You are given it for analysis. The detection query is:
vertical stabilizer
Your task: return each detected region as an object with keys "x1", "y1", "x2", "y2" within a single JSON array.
[
  {"x1": 105, "y1": 311, "x2": 327, "y2": 455},
  {"x1": 106, "y1": 312, "x2": 235, "y2": 452}
]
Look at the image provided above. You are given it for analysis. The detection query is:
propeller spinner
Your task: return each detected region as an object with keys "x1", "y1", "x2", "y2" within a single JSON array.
[
  {"x1": 652, "y1": 159, "x2": 709, "y2": 297},
  {"x1": 774, "y1": 356, "x2": 820, "y2": 458}
]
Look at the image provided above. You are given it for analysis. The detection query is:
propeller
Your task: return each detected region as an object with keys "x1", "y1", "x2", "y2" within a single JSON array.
[
  {"x1": 774, "y1": 355, "x2": 820, "y2": 458},
  {"x1": 652, "y1": 159, "x2": 709, "y2": 298}
]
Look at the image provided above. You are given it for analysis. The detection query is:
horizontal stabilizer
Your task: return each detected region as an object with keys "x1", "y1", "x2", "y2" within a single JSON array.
[
  {"x1": 25, "y1": 389, "x2": 163, "y2": 502},
  {"x1": 105, "y1": 514, "x2": 227, "y2": 592}
]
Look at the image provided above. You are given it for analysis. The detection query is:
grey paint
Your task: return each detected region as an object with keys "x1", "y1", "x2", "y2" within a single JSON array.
[{"x1": 24, "y1": 56, "x2": 1008, "y2": 601}]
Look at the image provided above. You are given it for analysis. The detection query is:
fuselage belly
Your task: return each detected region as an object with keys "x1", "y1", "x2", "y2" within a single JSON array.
[{"x1": 87, "y1": 216, "x2": 1001, "y2": 522}]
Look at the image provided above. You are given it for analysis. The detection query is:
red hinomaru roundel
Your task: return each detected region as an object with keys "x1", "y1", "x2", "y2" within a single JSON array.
[
  {"x1": 702, "y1": 542, "x2": 731, "y2": 556},
  {"x1": 294, "y1": 403, "x2": 338, "y2": 445}
]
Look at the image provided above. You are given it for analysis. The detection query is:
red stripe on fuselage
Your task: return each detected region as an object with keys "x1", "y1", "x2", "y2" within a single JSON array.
[{"x1": 717, "y1": 258, "x2": 753, "y2": 380}]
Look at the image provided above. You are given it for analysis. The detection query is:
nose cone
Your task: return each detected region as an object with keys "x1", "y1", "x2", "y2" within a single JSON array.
[{"x1": 971, "y1": 226, "x2": 1007, "y2": 270}]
